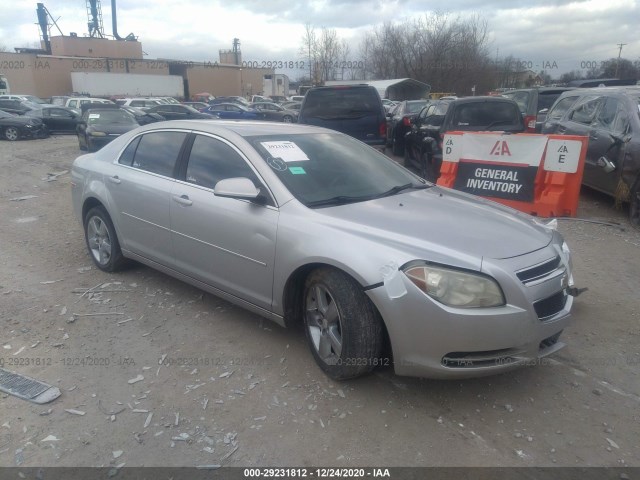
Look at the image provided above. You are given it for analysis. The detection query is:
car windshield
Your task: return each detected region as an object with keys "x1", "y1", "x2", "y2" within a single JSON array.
[
  {"x1": 87, "y1": 110, "x2": 137, "y2": 125},
  {"x1": 247, "y1": 133, "x2": 428, "y2": 208}
]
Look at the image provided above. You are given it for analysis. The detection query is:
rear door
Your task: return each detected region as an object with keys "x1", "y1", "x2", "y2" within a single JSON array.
[{"x1": 106, "y1": 130, "x2": 189, "y2": 267}]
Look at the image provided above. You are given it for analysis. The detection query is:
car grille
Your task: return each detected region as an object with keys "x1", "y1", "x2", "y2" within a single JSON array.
[
  {"x1": 533, "y1": 290, "x2": 567, "y2": 320},
  {"x1": 516, "y1": 255, "x2": 561, "y2": 284}
]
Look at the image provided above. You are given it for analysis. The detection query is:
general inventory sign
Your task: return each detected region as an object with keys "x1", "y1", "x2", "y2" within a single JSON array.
[
  {"x1": 445, "y1": 134, "x2": 567, "y2": 202},
  {"x1": 438, "y1": 132, "x2": 587, "y2": 217}
]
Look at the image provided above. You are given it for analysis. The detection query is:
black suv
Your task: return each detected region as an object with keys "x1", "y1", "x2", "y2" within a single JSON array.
[
  {"x1": 385, "y1": 99, "x2": 429, "y2": 155},
  {"x1": 404, "y1": 97, "x2": 524, "y2": 181},
  {"x1": 541, "y1": 87, "x2": 640, "y2": 227},
  {"x1": 298, "y1": 85, "x2": 387, "y2": 148},
  {"x1": 502, "y1": 87, "x2": 574, "y2": 132}
]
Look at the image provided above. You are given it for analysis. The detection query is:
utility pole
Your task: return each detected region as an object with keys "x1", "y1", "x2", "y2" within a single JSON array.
[{"x1": 615, "y1": 43, "x2": 626, "y2": 78}]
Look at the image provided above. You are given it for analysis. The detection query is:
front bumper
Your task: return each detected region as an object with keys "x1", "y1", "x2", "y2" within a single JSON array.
[
  {"x1": 87, "y1": 134, "x2": 119, "y2": 151},
  {"x1": 366, "y1": 245, "x2": 573, "y2": 379}
]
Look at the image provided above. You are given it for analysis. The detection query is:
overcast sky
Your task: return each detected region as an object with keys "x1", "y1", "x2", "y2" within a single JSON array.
[{"x1": 1, "y1": 0, "x2": 639, "y2": 79}]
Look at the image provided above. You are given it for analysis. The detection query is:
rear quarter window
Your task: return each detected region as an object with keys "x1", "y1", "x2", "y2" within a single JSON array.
[{"x1": 130, "y1": 131, "x2": 188, "y2": 177}]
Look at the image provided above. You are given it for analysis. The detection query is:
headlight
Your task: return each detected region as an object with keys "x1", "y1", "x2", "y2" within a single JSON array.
[
  {"x1": 404, "y1": 264, "x2": 505, "y2": 308},
  {"x1": 89, "y1": 131, "x2": 107, "y2": 137},
  {"x1": 25, "y1": 124, "x2": 33, "y2": 128}
]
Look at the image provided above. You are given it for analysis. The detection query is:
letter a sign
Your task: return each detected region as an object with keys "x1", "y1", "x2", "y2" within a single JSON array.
[{"x1": 490, "y1": 140, "x2": 511, "y2": 156}]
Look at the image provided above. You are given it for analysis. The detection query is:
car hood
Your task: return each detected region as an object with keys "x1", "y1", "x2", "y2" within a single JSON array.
[{"x1": 315, "y1": 186, "x2": 553, "y2": 261}]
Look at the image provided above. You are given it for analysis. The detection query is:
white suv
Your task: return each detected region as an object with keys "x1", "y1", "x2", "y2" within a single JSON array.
[
  {"x1": 65, "y1": 97, "x2": 113, "y2": 108},
  {"x1": 114, "y1": 98, "x2": 169, "y2": 108}
]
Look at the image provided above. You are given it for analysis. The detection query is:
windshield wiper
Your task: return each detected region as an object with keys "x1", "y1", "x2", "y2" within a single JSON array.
[
  {"x1": 306, "y1": 194, "x2": 376, "y2": 208},
  {"x1": 374, "y1": 183, "x2": 431, "y2": 199},
  {"x1": 484, "y1": 119, "x2": 516, "y2": 130}
]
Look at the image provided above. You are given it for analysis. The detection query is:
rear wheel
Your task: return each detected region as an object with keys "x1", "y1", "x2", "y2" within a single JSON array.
[
  {"x1": 282, "y1": 115, "x2": 293, "y2": 123},
  {"x1": 303, "y1": 268, "x2": 384, "y2": 380},
  {"x1": 4, "y1": 127, "x2": 20, "y2": 141},
  {"x1": 392, "y1": 132, "x2": 404, "y2": 156},
  {"x1": 420, "y1": 150, "x2": 438, "y2": 182},
  {"x1": 84, "y1": 206, "x2": 128, "y2": 272},
  {"x1": 78, "y1": 134, "x2": 87, "y2": 151}
]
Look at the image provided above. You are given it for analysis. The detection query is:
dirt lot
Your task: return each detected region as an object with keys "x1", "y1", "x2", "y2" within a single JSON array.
[{"x1": 0, "y1": 135, "x2": 639, "y2": 469}]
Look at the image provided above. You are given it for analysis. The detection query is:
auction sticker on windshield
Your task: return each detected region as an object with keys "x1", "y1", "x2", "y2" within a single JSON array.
[{"x1": 260, "y1": 141, "x2": 309, "y2": 162}]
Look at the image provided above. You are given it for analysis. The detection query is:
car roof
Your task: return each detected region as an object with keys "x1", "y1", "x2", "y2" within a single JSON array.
[
  {"x1": 449, "y1": 96, "x2": 519, "y2": 105},
  {"x1": 132, "y1": 119, "x2": 335, "y2": 137}
]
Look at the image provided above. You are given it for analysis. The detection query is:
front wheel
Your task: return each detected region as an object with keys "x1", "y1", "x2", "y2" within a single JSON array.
[
  {"x1": 303, "y1": 268, "x2": 384, "y2": 380},
  {"x1": 84, "y1": 206, "x2": 128, "y2": 272},
  {"x1": 4, "y1": 126, "x2": 20, "y2": 141},
  {"x1": 392, "y1": 133, "x2": 404, "y2": 156},
  {"x1": 282, "y1": 115, "x2": 293, "y2": 123},
  {"x1": 420, "y1": 150, "x2": 438, "y2": 183}
]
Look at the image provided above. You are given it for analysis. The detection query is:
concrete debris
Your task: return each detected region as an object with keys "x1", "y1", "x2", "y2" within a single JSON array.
[
  {"x1": 128, "y1": 375, "x2": 144, "y2": 385},
  {"x1": 12, "y1": 346, "x2": 25, "y2": 356},
  {"x1": 203, "y1": 447, "x2": 215, "y2": 454},
  {"x1": 221, "y1": 445, "x2": 239, "y2": 461},
  {"x1": 219, "y1": 371, "x2": 233, "y2": 379},
  {"x1": 40, "y1": 279, "x2": 63, "y2": 284},
  {"x1": 606, "y1": 438, "x2": 620, "y2": 449},
  {"x1": 174, "y1": 412, "x2": 180, "y2": 426},
  {"x1": 143, "y1": 413, "x2": 153, "y2": 428},
  {"x1": 43, "y1": 170, "x2": 68, "y2": 181},
  {"x1": 337, "y1": 389, "x2": 345, "y2": 398},
  {"x1": 171, "y1": 433, "x2": 190, "y2": 441},
  {"x1": 41, "y1": 435, "x2": 59, "y2": 442},
  {"x1": 39, "y1": 409, "x2": 53, "y2": 416},
  {"x1": 59, "y1": 306, "x2": 67, "y2": 316},
  {"x1": 117, "y1": 318, "x2": 134, "y2": 325},
  {"x1": 113, "y1": 450, "x2": 123, "y2": 459},
  {"x1": 249, "y1": 382, "x2": 260, "y2": 390},
  {"x1": 64, "y1": 409, "x2": 86, "y2": 416},
  {"x1": 30, "y1": 341, "x2": 40, "y2": 348},
  {"x1": 132, "y1": 409, "x2": 149, "y2": 413},
  {"x1": 593, "y1": 388, "x2": 604, "y2": 396},
  {"x1": 15, "y1": 448, "x2": 24, "y2": 466},
  {"x1": 202, "y1": 398, "x2": 208, "y2": 410},
  {"x1": 254, "y1": 416, "x2": 266, "y2": 421},
  {"x1": 505, "y1": 404, "x2": 514, "y2": 413},
  {"x1": 233, "y1": 390, "x2": 245, "y2": 396},
  {"x1": 10, "y1": 195, "x2": 38, "y2": 202}
]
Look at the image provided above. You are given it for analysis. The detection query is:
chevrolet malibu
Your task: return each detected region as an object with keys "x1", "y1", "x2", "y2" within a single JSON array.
[{"x1": 71, "y1": 121, "x2": 575, "y2": 380}]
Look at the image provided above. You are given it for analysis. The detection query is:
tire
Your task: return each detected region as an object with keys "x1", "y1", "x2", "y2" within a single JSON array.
[
  {"x1": 84, "y1": 206, "x2": 128, "y2": 272},
  {"x1": 391, "y1": 132, "x2": 404, "y2": 156},
  {"x1": 420, "y1": 150, "x2": 438, "y2": 183},
  {"x1": 78, "y1": 134, "x2": 87, "y2": 151},
  {"x1": 630, "y1": 181, "x2": 640, "y2": 229},
  {"x1": 282, "y1": 115, "x2": 293, "y2": 123},
  {"x1": 303, "y1": 267, "x2": 384, "y2": 380},
  {"x1": 4, "y1": 126, "x2": 20, "y2": 141}
]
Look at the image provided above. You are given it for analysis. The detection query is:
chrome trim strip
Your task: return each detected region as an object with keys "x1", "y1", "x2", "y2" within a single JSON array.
[
  {"x1": 121, "y1": 212, "x2": 171, "y2": 231},
  {"x1": 172, "y1": 229, "x2": 267, "y2": 267}
]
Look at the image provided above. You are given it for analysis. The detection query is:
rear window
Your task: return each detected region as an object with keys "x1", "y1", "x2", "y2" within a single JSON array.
[
  {"x1": 302, "y1": 88, "x2": 382, "y2": 119},
  {"x1": 451, "y1": 102, "x2": 522, "y2": 129},
  {"x1": 406, "y1": 101, "x2": 428, "y2": 113}
]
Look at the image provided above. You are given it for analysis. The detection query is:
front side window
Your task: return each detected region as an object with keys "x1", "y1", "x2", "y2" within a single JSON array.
[
  {"x1": 569, "y1": 96, "x2": 603, "y2": 125},
  {"x1": 184, "y1": 135, "x2": 263, "y2": 192},
  {"x1": 131, "y1": 131, "x2": 187, "y2": 177},
  {"x1": 547, "y1": 96, "x2": 579, "y2": 121}
]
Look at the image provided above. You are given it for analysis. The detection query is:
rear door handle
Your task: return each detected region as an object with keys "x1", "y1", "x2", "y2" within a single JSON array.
[
  {"x1": 108, "y1": 175, "x2": 121, "y2": 184},
  {"x1": 172, "y1": 194, "x2": 193, "y2": 206}
]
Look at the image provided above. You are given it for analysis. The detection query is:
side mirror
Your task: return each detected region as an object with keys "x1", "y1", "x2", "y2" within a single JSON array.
[
  {"x1": 538, "y1": 108, "x2": 549, "y2": 115},
  {"x1": 597, "y1": 156, "x2": 616, "y2": 173},
  {"x1": 214, "y1": 177, "x2": 260, "y2": 200}
]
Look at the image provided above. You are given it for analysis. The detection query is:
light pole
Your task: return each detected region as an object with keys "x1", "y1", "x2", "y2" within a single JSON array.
[{"x1": 239, "y1": 68, "x2": 243, "y2": 97}]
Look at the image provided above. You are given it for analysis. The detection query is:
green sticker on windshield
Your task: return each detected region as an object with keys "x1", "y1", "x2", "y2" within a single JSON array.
[{"x1": 289, "y1": 166, "x2": 306, "y2": 175}]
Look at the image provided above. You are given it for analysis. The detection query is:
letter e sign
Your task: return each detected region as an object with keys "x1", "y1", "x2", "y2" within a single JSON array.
[{"x1": 543, "y1": 139, "x2": 582, "y2": 173}]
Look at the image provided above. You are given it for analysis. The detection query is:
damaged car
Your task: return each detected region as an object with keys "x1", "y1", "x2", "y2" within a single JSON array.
[
  {"x1": 542, "y1": 87, "x2": 640, "y2": 227},
  {"x1": 72, "y1": 121, "x2": 577, "y2": 380}
]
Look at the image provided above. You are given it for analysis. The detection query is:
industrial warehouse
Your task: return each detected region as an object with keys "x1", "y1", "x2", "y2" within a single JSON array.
[{"x1": 0, "y1": 1, "x2": 283, "y2": 99}]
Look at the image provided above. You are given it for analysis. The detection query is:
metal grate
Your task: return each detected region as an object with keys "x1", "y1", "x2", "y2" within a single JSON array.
[
  {"x1": 0, "y1": 368, "x2": 60, "y2": 404},
  {"x1": 534, "y1": 291, "x2": 567, "y2": 320},
  {"x1": 516, "y1": 256, "x2": 561, "y2": 284}
]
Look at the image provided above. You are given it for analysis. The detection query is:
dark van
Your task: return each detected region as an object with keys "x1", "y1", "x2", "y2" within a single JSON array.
[{"x1": 297, "y1": 85, "x2": 386, "y2": 148}]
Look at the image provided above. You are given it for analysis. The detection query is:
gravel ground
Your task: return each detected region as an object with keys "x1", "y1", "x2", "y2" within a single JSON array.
[{"x1": 0, "y1": 135, "x2": 639, "y2": 469}]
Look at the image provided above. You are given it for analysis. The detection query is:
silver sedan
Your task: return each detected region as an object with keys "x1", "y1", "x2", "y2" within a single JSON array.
[{"x1": 71, "y1": 120, "x2": 575, "y2": 380}]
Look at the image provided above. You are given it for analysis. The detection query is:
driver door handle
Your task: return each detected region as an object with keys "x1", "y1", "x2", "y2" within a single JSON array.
[
  {"x1": 108, "y1": 175, "x2": 121, "y2": 184},
  {"x1": 172, "y1": 194, "x2": 193, "y2": 206}
]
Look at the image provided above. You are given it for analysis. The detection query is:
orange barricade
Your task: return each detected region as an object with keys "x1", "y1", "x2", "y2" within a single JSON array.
[{"x1": 436, "y1": 132, "x2": 588, "y2": 217}]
